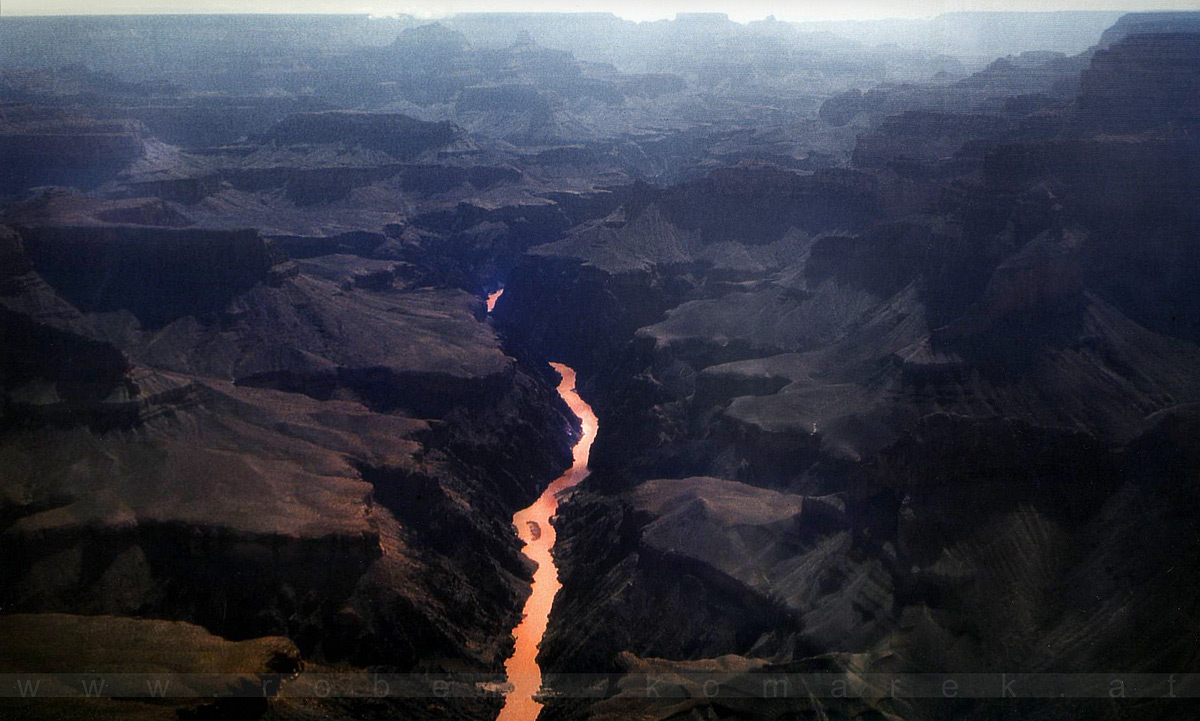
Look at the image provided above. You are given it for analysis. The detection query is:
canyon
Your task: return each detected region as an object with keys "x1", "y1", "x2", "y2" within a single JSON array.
[
  {"x1": 1, "y1": 9, "x2": 1199, "y2": 721},
  {"x1": 498, "y1": 361, "x2": 598, "y2": 721}
]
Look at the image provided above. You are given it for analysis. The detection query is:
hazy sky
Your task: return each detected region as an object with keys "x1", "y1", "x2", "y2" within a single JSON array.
[{"x1": 0, "y1": 0, "x2": 1187, "y2": 22}]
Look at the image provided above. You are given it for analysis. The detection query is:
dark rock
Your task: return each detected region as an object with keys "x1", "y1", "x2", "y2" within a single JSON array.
[
  {"x1": 259, "y1": 111, "x2": 463, "y2": 160},
  {"x1": 0, "y1": 105, "x2": 145, "y2": 193},
  {"x1": 1078, "y1": 32, "x2": 1200, "y2": 133}
]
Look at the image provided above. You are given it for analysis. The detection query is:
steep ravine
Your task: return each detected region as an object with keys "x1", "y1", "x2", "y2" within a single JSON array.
[
  {"x1": 488, "y1": 98, "x2": 1200, "y2": 720},
  {"x1": 498, "y1": 362, "x2": 598, "y2": 721},
  {"x1": 496, "y1": 266, "x2": 1200, "y2": 721}
]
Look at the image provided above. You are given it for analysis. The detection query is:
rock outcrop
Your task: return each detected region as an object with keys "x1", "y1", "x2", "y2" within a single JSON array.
[
  {"x1": 0, "y1": 167, "x2": 575, "y2": 721},
  {"x1": 259, "y1": 111, "x2": 463, "y2": 159},
  {"x1": 0, "y1": 106, "x2": 145, "y2": 193}
]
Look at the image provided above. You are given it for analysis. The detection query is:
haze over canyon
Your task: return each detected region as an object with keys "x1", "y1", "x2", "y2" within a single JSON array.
[{"x1": 1, "y1": 8, "x2": 1199, "y2": 721}]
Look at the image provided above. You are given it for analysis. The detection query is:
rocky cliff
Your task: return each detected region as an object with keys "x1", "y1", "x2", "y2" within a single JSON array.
[
  {"x1": 0, "y1": 106, "x2": 145, "y2": 193},
  {"x1": 0, "y1": 179, "x2": 575, "y2": 721}
]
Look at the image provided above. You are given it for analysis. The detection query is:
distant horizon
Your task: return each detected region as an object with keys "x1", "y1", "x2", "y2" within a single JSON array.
[{"x1": 0, "y1": 3, "x2": 1190, "y2": 24}]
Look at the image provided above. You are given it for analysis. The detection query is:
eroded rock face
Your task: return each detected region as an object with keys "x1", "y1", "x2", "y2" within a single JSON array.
[
  {"x1": 260, "y1": 111, "x2": 463, "y2": 159},
  {"x1": 544, "y1": 478, "x2": 888, "y2": 676},
  {"x1": 817, "y1": 49, "x2": 1089, "y2": 130},
  {"x1": 0, "y1": 327, "x2": 569, "y2": 674},
  {"x1": 20, "y1": 224, "x2": 282, "y2": 326},
  {"x1": 0, "y1": 106, "x2": 146, "y2": 193},
  {"x1": 0, "y1": 174, "x2": 575, "y2": 712},
  {"x1": 0, "y1": 613, "x2": 300, "y2": 719},
  {"x1": 1078, "y1": 33, "x2": 1200, "y2": 132},
  {"x1": 851, "y1": 110, "x2": 1011, "y2": 176},
  {"x1": 5, "y1": 192, "x2": 289, "y2": 327}
]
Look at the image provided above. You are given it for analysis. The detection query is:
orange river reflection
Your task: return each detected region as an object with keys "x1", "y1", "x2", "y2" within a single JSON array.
[
  {"x1": 496, "y1": 362, "x2": 598, "y2": 721},
  {"x1": 487, "y1": 289, "x2": 504, "y2": 313}
]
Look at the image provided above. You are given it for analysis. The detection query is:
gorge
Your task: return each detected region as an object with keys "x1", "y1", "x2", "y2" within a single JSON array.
[
  {"x1": 1, "y1": 8, "x2": 1199, "y2": 721},
  {"x1": 498, "y1": 362, "x2": 598, "y2": 721}
]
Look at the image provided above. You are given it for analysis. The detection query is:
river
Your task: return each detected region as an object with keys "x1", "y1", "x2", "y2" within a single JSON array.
[
  {"x1": 495, "y1": 361, "x2": 598, "y2": 720},
  {"x1": 487, "y1": 289, "x2": 504, "y2": 313}
]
